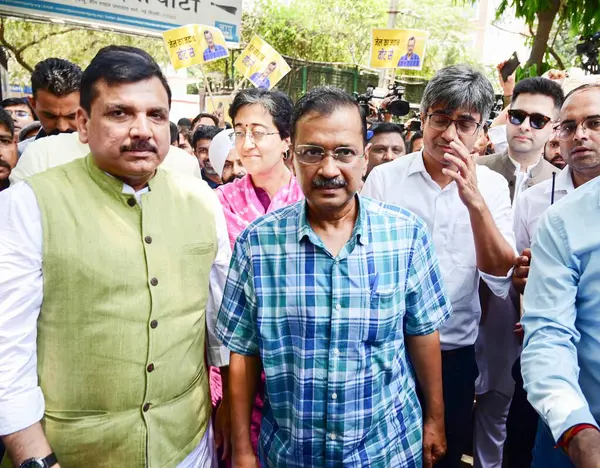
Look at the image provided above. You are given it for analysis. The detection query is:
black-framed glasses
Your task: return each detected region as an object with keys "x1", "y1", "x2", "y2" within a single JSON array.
[
  {"x1": 294, "y1": 145, "x2": 364, "y2": 165},
  {"x1": 427, "y1": 113, "x2": 481, "y2": 136},
  {"x1": 507, "y1": 110, "x2": 552, "y2": 130},
  {"x1": 555, "y1": 117, "x2": 600, "y2": 141},
  {"x1": 233, "y1": 130, "x2": 279, "y2": 143}
]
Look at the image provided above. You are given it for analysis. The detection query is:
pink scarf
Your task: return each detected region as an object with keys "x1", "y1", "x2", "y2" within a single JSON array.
[{"x1": 216, "y1": 173, "x2": 304, "y2": 248}]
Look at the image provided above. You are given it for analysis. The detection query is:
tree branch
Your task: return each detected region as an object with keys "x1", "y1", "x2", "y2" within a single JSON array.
[
  {"x1": 547, "y1": 45, "x2": 566, "y2": 70},
  {"x1": 0, "y1": 18, "x2": 33, "y2": 73},
  {"x1": 17, "y1": 27, "x2": 79, "y2": 54}
]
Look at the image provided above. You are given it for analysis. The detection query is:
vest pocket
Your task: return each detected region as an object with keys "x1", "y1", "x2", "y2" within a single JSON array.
[{"x1": 182, "y1": 242, "x2": 215, "y2": 255}]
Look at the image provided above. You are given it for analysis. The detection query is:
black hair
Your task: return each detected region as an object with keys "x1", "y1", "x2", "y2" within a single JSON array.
[
  {"x1": 0, "y1": 107, "x2": 15, "y2": 136},
  {"x1": 192, "y1": 112, "x2": 219, "y2": 128},
  {"x1": 371, "y1": 122, "x2": 405, "y2": 140},
  {"x1": 178, "y1": 117, "x2": 192, "y2": 128},
  {"x1": 291, "y1": 86, "x2": 367, "y2": 143},
  {"x1": 169, "y1": 122, "x2": 178, "y2": 145},
  {"x1": 409, "y1": 131, "x2": 423, "y2": 153},
  {"x1": 512, "y1": 77, "x2": 565, "y2": 111},
  {"x1": 80, "y1": 46, "x2": 171, "y2": 114},
  {"x1": 192, "y1": 125, "x2": 222, "y2": 148},
  {"x1": 229, "y1": 88, "x2": 294, "y2": 139},
  {"x1": 31, "y1": 58, "x2": 82, "y2": 97}
]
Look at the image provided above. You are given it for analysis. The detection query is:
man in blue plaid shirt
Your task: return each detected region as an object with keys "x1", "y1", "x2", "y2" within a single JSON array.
[{"x1": 217, "y1": 87, "x2": 452, "y2": 468}]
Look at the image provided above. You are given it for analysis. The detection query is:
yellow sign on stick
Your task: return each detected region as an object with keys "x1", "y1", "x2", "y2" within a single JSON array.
[
  {"x1": 234, "y1": 36, "x2": 291, "y2": 90},
  {"x1": 163, "y1": 24, "x2": 229, "y2": 70},
  {"x1": 370, "y1": 29, "x2": 429, "y2": 70}
]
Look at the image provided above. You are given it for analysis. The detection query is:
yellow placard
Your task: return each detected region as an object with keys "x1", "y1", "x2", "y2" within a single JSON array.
[
  {"x1": 234, "y1": 36, "x2": 291, "y2": 90},
  {"x1": 370, "y1": 29, "x2": 429, "y2": 70},
  {"x1": 163, "y1": 25, "x2": 229, "y2": 70}
]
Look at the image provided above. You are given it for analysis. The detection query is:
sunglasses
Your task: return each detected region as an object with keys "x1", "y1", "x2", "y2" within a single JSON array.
[{"x1": 508, "y1": 110, "x2": 552, "y2": 130}]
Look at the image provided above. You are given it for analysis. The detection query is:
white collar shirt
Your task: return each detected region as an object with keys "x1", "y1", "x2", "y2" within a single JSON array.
[
  {"x1": 362, "y1": 151, "x2": 516, "y2": 350},
  {"x1": 514, "y1": 166, "x2": 575, "y2": 253}
]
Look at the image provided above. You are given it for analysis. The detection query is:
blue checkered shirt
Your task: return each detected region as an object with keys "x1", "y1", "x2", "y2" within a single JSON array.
[
  {"x1": 216, "y1": 196, "x2": 451, "y2": 467},
  {"x1": 203, "y1": 45, "x2": 228, "y2": 61}
]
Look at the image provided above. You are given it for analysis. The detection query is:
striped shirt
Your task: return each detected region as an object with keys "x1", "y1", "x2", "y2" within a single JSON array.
[{"x1": 216, "y1": 196, "x2": 451, "y2": 467}]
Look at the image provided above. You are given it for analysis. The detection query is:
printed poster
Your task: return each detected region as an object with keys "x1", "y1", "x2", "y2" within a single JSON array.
[
  {"x1": 370, "y1": 29, "x2": 429, "y2": 70},
  {"x1": 163, "y1": 24, "x2": 229, "y2": 70},
  {"x1": 234, "y1": 36, "x2": 291, "y2": 90}
]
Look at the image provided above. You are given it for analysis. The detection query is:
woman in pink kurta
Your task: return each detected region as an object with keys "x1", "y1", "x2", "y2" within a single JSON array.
[{"x1": 211, "y1": 88, "x2": 303, "y2": 466}]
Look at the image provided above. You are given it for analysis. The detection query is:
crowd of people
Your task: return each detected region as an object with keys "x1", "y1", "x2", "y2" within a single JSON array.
[{"x1": 0, "y1": 44, "x2": 599, "y2": 468}]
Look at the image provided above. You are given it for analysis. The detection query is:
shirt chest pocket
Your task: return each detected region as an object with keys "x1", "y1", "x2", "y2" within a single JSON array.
[
  {"x1": 360, "y1": 288, "x2": 402, "y2": 345},
  {"x1": 451, "y1": 222, "x2": 477, "y2": 268}
]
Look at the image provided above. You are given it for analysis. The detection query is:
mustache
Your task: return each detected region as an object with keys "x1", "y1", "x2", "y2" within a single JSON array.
[
  {"x1": 0, "y1": 158, "x2": 11, "y2": 170},
  {"x1": 312, "y1": 176, "x2": 347, "y2": 189},
  {"x1": 120, "y1": 140, "x2": 158, "y2": 153}
]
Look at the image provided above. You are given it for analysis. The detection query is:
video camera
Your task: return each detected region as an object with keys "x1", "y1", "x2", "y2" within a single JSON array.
[
  {"x1": 576, "y1": 32, "x2": 600, "y2": 74},
  {"x1": 356, "y1": 84, "x2": 411, "y2": 120}
]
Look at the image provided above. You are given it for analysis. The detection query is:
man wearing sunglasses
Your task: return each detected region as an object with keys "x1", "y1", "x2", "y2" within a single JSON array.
[
  {"x1": 474, "y1": 77, "x2": 564, "y2": 468},
  {"x1": 363, "y1": 65, "x2": 516, "y2": 468}
]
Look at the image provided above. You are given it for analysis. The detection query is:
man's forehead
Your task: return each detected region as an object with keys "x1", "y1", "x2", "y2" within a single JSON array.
[
  {"x1": 561, "y1": 88, "x2": 600, "y2": 118},
  {"x1": 371, "y1": 132, "x2": 404, "y2": 144}
]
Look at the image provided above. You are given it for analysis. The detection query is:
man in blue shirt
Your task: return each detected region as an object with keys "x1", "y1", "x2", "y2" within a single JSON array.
[
  {"x1": 217, "y1": 86, "x2": 452, "y2": 467},
  {"x1": 397, "y1": 37, "x2": 421, "y2": 68},
  {"x1": 250, "y1": 61, "x2": 277, "y2": 90},
  {"x1": 203, "y1": 30, "x2": 228, "y2": 61},
  {"x1": 521, "y1": 83, "x2": 600, "y2": 467}
]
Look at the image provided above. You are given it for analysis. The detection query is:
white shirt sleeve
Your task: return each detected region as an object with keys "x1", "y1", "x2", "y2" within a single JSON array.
[
  {"x1": 479, "y1": 173, "x2": 517, "y2": 299},
  {"x1": 0, "y1": 182, "x2": 45, "y2": 435},
  {"x1": 206, "y1": 199, "x2": 232, "y2": 368},
  {"x1": 514, "y1": 194, "x2": 531, "y2": 254},
  {"x1": 9, "y1": 141, "x2": 47, "y2": 185}
]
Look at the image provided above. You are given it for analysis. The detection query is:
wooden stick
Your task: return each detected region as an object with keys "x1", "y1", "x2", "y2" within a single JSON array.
[
  {"x1": 232, "y1": 76, "x2": 248, "y2": 96},
  {"x1": 199, "y1": 64, "x2": 216, "y2": 111}
]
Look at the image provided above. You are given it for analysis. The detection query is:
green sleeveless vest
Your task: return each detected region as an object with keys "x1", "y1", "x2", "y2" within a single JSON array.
[{"x1": 26, "y1": 155, "x2": 217, "y2": 467}]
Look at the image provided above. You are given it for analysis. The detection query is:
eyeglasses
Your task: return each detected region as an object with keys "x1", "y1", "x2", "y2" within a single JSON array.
[
  {"x1": 555, "y1": 117, "x2": 600, "y2": 141},
  {"x1": 507, "y1": 110, "x2": 552, "y2": 130},
  {"x1": 427, "y1": 113, "x2": 481, "y2": 136},
  {"x1": 5, "y1": 109, "x2": 31, "y2": 119},
  {"x1": 233, "y1": 130, "x2": 279, "y2": 143},
  {"x1": 294, "y1": 145, "x2": 364, "y2": 165}
]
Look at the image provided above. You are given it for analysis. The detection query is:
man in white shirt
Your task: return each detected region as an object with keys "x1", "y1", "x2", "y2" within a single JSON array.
[
  {"x1": 10, "y1": 129, "x2": 201, "y2": 184},
  {"x1": 363, "y1": 65, "x2": 516, "y2": 468},
  {"x1": 0, "y1": 46, "x2": 229, "y2": 467},
  {"x1": 510, "y1": 84, "x2": 600, "y2": 467},
  {"x1": 474, "y1": 77, "x2": 563, "y2": 468}
]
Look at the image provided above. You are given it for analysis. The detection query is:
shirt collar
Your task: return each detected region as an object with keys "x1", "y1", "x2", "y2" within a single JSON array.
[
  {"x1": 544, "y1": 166, "x2": 574, "y2": 194},
  {"x1": 507, "y1": 153, "x2": 543, "y2": 176},
  {"x1": 407, "y1": 150, "x2": 427, "y2": 176},
  {"x1": 298, "y1": 194, "x2": 369, "y2": 247}
]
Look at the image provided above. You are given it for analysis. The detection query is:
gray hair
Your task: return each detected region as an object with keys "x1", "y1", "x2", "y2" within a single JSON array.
[
  {"x1": 420, "y1": 65, "x2": 495, "y2": 123},
  {"x1": 229, "y1": 88, "x2": 294, "y2": 139}
]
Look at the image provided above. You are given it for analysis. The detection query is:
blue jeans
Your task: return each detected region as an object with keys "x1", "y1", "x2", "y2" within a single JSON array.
[{"x1": 532, "y1": 420, "x2": 575, "y2": 468}]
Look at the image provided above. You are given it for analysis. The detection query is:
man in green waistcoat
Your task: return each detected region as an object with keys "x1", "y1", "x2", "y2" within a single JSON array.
[{"x1": 0, "y1": 46, "x2": 231, "y2": 467}]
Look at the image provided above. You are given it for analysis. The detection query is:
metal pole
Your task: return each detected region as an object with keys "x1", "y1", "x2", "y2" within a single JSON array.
[{"x1": 378, "y1": 0, "x2": 399, "y2": 88}]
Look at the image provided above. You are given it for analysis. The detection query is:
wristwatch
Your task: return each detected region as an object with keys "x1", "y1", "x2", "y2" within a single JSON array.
[{"x1": 19, "y1": 453, "x2": 58, "y2": 468}]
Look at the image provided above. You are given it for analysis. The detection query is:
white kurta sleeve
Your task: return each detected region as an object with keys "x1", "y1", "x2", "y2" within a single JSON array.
[
  {"x1": 206, "y1": 199, "x2": 232, "y2": 368},
  {"x1": 0, "y1": 182, "x2": 45, "y2": 435}
]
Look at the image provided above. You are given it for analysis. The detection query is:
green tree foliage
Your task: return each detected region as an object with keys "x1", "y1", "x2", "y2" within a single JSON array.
[
  {"x1": 0, "y1": 18, "x2": 168, "y2": 85},
  {"x1": 242, "y1": 0, "x2": 478, "y2": 78},
  {"x1": 494, "y1": 0, "x2": 600, "y2": 74}
]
